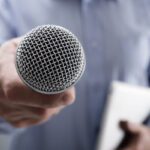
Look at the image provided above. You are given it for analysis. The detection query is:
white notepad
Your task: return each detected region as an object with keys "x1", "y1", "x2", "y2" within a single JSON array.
[{"x1": 96, "y1": 81, "x2": 150, "y2": 150}]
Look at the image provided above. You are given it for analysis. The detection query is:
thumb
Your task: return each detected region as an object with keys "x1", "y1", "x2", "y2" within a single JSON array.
[{"x1": 119, "y1": 120, "x2": 143, "y2": 134}]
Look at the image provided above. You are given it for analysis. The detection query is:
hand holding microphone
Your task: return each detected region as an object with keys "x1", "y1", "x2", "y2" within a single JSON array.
[{"x1": 0, "y1": 25, "x2": 85, "y2": 128}]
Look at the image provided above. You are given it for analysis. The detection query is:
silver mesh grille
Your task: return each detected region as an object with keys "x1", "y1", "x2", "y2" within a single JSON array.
[{"x1": 16, "y1": 25, "x2": 85, "y2": 94}]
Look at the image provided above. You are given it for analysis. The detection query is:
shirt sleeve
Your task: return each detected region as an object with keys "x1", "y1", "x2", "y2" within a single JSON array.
[
  {"x1": 0, "y1": 0, "x2": 17, "y2": 44},
  {"x1": 0, "y1": 118, "x2": 25, "y2": 134}
]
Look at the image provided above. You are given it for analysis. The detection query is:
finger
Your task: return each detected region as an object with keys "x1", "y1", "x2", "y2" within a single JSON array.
[
  {"x1": 2, "y1": 102, "x2": 64, "y2": 123},
  {"x1": 119, "y1": 120, "x2": 144, "y2": 134},
  {"x1": 8, "y1": 118, "x2": 45, "y2": 128},
  {"x1": 2, "y1": 104, "x2": 61, "y2": 120},
  {"x1": 3, "y1": 76, "x2": 75, "y2": 108},
  {"x1": 4, "y1": 107, "x2": 44, "y2": 121},
  {"x1": 5, "y1": 113, "x2": 40, "y2": 121},
  {"x1": 16, "y1": 105, "x2": 63, "y2": 120},
  {"x1": 7, "y1": 107, "x2": 62, "y2": 128}
]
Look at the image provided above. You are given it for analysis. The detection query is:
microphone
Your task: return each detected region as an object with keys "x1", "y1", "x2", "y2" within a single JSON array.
[{"x1": 15, "y1": 25, "x2": 86, "y2": 94}]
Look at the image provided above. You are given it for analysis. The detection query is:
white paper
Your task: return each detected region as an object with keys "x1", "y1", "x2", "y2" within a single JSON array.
[{"x1": 96, "y1": 81, "x2": 150, "y2": 150}]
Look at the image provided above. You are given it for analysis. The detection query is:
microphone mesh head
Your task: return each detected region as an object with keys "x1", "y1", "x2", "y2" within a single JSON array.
[{"x1": 16, "y1": 25, "x2": 85, "y2": 94}]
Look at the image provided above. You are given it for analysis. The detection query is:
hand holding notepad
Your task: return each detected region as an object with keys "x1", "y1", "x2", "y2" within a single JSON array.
[{"x1": 96, "y1": 81, "x2": 150, "y2": 150}]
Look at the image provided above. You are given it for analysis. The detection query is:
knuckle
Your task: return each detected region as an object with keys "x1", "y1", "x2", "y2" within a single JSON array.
[
  {"x1": 39, "y1": 109, "x2": 52, "y2": 120},
  {"x1": 37, "y1": 109, "x2": 48, "y2": 118},
  {"x1": 36, "y1": 94, "x2": 62, "y2": 108},
  {"x1": 36, "y1": 109, "x2": 56, "y2": 121},
  {"x1": 31, "y1": 108, "x2": 49, "y2": 119},
  {"x1": 62, "y1": 89, "x2": 75, "y2": 104},
  {"x1": 3, "y1": 79, "x2": 19, "y2": 101},
  {"x1": 37, "y1": 99, "x2": 54, "y2": 108}
]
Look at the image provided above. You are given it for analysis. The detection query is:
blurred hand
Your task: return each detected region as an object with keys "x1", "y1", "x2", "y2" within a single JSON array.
[
  {"x1": 0, "y1": 38, "x2": 75, "y2": 128},
  {"x1": 117, "y1": 121, "x2": 150, "y2": 150}
]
